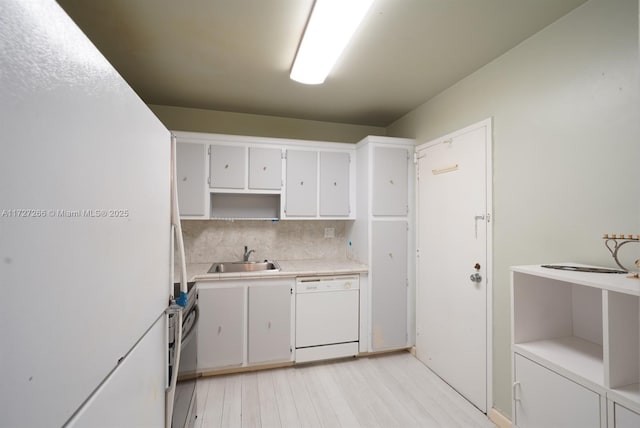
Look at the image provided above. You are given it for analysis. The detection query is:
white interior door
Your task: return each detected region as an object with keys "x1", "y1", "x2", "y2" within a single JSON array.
[{"x1": 416, "y1": 119, "x2": 491, "y2": 412}]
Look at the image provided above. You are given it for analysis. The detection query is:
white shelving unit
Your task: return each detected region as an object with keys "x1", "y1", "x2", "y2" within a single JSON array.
[{"x1": 511, "y1": 264, "x2": 640, "y2": 428}]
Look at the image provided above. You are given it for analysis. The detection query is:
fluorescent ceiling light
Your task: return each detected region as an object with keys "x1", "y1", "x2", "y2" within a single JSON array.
[{"x1": 290, "y1": 0, "x2": 374, "y2": 85}]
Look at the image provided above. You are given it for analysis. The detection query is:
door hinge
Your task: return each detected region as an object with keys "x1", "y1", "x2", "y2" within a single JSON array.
[
  {"x1": 416, "y1": 248, "x2": 420, "y2": 258},
  {"x1": 290, "y1": 346, "x2": 293, "y2": 353},
  {"x1": 281, "y1": 150, "x2": 286, "y2": 160},
  {"x1": 487, "y1": 213, "x2": 491, "y2": 223},
  {"x1": 290, "y1": 287, "x2": 293, "y2": 295}
]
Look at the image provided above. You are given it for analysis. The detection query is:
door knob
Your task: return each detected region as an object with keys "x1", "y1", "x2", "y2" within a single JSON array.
[{"x1": 470, "y1": 273, "x2": 482, "y2": 282}]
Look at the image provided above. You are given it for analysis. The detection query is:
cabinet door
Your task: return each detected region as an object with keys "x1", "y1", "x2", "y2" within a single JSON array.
[
  {"x1": 371, "y1": 221, "x2": 408, "y2": 351},
  {"x1": 319, "y1": 151, "x2": 350, "y2": 217},
  {"x1": 248, "y1": 284, "x2": 292, "y2": 364},
  {"x1": 285, "y1": 150, "x2": 317, "y2": 217},
  {"x1": 197, "y1": 287, "x2": 244, "y2": 370},
  {"x1": 209, "y1": 145, "x2": 245, "y2": 189},
  {"x1": 248, "y1": 147, "x2": 282, "y2": 190},
  {"x1": 514, "y1": 354, "x2": 601, "y2": 428},
  {"x1": 176, "y1": 143, "x2": 206, "y2": 216},
  {"x1": 614, "y1": 403, "x2": 640, "y2": 428},
  {"x1": 372, "y1": 147, "x2": 408, "y2": 216}
]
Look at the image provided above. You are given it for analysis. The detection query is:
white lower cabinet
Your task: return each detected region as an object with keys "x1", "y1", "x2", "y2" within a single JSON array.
[
  {"x1": 370, "y1": 220, "x2": 408, "y2": 351},
  {"x1": 197, "y1": 286, "x2": 245, "y2": 370},
  {"x1": 248, "y1": 284, "x2": 292, "y2": 364},
  {"x1": 197, "y1": 279, "x2": 294, "y2": 372},
  {"x1": 513, "y1": 354, "x2": 601, "y2": 428}
]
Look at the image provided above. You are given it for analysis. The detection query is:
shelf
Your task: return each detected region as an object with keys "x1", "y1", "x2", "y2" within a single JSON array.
[
  {"x1": 511, "y1": 264, "x2": 640, "y2": 425},
  {"x1": 514, "y1": 336, "x2": 604, "y2": 391},
  {"x1": 210, "y1": 193, "x2": 280, "y2": 220},
  {"x1": 609, "y1": 383, "x2": 640, "y2": 414}
]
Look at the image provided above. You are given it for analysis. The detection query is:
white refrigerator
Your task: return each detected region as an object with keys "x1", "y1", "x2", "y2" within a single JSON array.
[{"x1": 1, "y1": 1, "x2": 181, "y2": 426}]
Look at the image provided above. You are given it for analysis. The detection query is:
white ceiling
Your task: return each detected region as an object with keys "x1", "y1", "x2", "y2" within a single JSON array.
[{"x1": 57, "y1": 0, "x2": 587, "y2": 127}]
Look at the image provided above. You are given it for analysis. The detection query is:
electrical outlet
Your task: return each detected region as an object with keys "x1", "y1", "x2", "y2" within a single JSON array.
[{"x1": 324, "y1": 227, "x2": 335, "y2": 238}]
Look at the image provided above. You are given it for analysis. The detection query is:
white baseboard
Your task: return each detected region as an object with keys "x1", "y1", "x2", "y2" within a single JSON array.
[{"x1": 488, "y1": 407, "x2": 512, "y2": 428}]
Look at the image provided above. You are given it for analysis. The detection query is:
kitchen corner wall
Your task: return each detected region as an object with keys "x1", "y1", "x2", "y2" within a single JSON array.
[
  {"x1": 180, "y1": 220, "x2": 349, "y2": 264},
  {"x1": 149, "y1": 104, "x2": 384, "y2": 144},
  {"x1": 387, "y1": 0, "x2": 639, "y2": 418}
]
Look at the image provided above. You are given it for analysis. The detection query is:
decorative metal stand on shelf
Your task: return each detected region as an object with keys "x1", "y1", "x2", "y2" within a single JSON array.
[{"x1": 603, "y1": 233, "x2": 640, "y2": 278}]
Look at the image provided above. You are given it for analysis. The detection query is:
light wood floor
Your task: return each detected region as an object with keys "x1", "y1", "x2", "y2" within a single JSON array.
[{"x1": 194, "y1": 351, "x2": 496, "y2": 428}]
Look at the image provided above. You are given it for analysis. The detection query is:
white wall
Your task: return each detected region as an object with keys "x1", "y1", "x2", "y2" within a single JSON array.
[
  {"x1": 149, "y1": 104, "x2": 385, "y2": 143},
  {"x1": 387, "y1": 0, "x2": 639, "y2": 417}
]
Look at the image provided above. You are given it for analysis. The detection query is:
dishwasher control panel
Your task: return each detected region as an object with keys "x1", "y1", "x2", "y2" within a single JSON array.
[{"x1": 296, "y1": 275, "x2": 360, "y2": 293}]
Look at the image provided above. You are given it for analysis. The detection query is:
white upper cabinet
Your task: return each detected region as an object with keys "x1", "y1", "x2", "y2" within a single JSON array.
[
  {"x1": 209, "y1": 144, "x2": 245, "y2": 189},
  {"x1": 176, "y1": 142, "x2": 207, "y2": 217},
  {"x1": 248, "y1": 147, "x2": 282, "y2": 190},
  {"x1": 209, "y1": 144, "x2": 282, "y2": 191},
  {"x1": 372, "y1": 146, "x2": 409, "y2": 216},
  {"x1": 284, "y1": 150, "x2": 318, "y2": 217},
  {"x1": 173, "y1": 132, "x2": 355, "y2": 220},
  {"x1": 319, "y1": 151, "x2": 351, "y2": 217},
  {"x1": 283, "y1": 148, "x2": 355, "y2": 219}
]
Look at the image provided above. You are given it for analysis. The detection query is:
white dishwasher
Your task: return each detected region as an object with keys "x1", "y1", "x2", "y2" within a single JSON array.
[{"x1": 295, "y1": 275, "x2": 359, "y2": 363}]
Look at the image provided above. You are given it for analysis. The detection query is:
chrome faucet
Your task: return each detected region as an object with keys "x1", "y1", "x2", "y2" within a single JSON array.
[{"x1": 243, "y1": 245, "x2": 255, "y2": 262}]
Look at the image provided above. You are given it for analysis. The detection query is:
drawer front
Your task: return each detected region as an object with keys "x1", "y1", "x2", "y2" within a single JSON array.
[{"x1": 514, "y1": 354, "x2": 601, "y2": 428}]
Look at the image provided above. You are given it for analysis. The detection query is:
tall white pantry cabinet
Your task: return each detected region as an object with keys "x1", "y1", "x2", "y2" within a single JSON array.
[
  {"x1": 348, "y1": 136, "x2": 416, "y2": 353},
  {"x1": 510, "y1": 265, "x2": 640, "y2": 428}
]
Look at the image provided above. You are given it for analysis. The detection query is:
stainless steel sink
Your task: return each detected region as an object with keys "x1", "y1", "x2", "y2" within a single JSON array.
[{"x1": 207, "y1": 260, "x2": 281, "y2": 273}]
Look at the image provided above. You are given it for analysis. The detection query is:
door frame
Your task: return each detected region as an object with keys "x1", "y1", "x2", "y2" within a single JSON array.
[{"x1": 415, "y1": 117, "x2": 493, "y2": 413}]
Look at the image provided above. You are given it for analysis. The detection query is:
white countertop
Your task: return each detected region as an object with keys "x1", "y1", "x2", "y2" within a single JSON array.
[
  {"x1": 178, "y1": 259, "x2": 368, "y2": 282},
  {"x1": 511, "y1": 263, "x2": 640, "y2": 296}
]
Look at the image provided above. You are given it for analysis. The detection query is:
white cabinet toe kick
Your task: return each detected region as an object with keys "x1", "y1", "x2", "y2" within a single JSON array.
[{"x1": 295, "y1": 342, "x2": 359, "y2": 363}]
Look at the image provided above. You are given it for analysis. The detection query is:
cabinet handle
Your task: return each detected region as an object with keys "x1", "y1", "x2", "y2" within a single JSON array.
[
  {"x1": 182, "y1": 176, "x2": 187, "y2": 182},
  {"x1": 333, "y1": 181, "x2": 337, "y2": 186},
  {"x1": 300, "y1": 181, "x2": 304, "y2": 186},
  {"x1": 217, "y1": 325, "x2": 222, "y2": 335},
  {"x1": 225, "y1": 164, "x2": 229, "y2": 169},
  {"x1": 513, "y1": 381, "x2": 521, "y2": 401},
  {"x1": 267, "y1": 321, "x2": 271, "y2": 329},
  {"x1": 389, "y1": 179, "x2": 394, "y2": 185},
  {"x1": 263, "y1": 166, "x2": 267, "y2": 171}
]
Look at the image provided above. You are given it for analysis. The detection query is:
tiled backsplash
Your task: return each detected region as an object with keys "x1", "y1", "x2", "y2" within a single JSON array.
[{"x1": 180, "y1": 220, "x2": 349, "y2": 263}]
